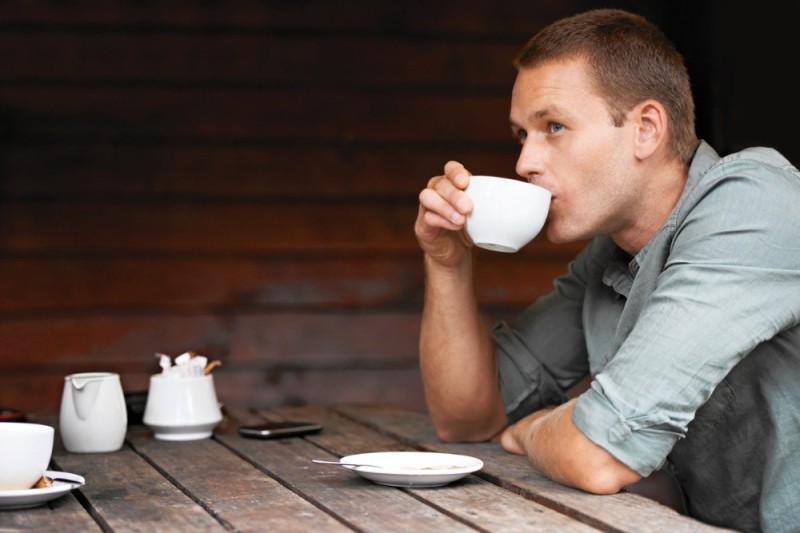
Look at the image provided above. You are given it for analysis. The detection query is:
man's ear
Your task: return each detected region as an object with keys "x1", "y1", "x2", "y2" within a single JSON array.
[{"x1": 632, "y1": 100, "x2": 667, "y2": 160}]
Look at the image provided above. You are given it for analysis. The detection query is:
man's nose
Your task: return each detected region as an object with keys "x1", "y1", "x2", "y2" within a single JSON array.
[{"x1": 515, "y1": 141, "x2": 544, "y2": 183}]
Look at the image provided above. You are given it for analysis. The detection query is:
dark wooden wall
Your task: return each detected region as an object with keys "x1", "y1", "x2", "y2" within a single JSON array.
[
  {"x1": 2, "y1": 1, "x2": 794, "y2": 419},
  {"x1": 0, "y1": 1, "x2": 585, "y2": 417}
]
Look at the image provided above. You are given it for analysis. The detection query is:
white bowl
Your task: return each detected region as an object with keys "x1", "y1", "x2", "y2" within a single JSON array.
[
  {"x1": 143, "y1": 374, "x2": 223, "y2": 441},
  {"x1": 143, "y1": 421, "x2": 221, "y2": 441},
  {"x1": 465, "y1": 175, "x2": 551, "y2": 252}
]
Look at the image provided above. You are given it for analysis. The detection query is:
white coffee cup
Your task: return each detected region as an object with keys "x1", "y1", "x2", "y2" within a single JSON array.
[
  {"x1": 0, "y1": 423, "x2": 54, "y2": 490},
  {"x1": 464, "y1": 175, "x2": 551, "y2": 252},
  {"x1": 143, "y1": 374, "x2": 223, "y2": 441}
]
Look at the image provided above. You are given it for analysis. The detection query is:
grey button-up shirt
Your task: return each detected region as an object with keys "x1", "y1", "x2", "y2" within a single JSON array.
[{"x1": 493, "y1": 141, "x2": 800, "y2": 532}]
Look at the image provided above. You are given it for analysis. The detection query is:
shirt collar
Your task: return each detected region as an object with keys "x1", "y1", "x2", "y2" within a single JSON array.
[{"x1": 602, "y1": 141, "x2": 719, "y2": 298}]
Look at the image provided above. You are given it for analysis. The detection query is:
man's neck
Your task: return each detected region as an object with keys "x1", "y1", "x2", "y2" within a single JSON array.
[{"x1": 611, "y1": 159, "x2": 689, "y2": 255}]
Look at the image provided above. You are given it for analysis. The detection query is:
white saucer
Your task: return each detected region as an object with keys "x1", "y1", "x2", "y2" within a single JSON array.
[
  {"x1": 0, "y1": 470, "x2": 85, "y2": 510},
  {"x1": 339, "y1": 451, "x2": 483, "y2": 488}
]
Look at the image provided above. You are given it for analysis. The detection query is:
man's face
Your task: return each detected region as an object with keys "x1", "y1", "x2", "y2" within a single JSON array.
[{"x1": 509, "y1": 59, "x2": 640, "y2": 244}]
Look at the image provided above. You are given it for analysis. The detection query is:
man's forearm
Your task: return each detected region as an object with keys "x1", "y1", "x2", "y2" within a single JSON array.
[
  {"x1": 420, "y1": 254, "x2": 506, "y2": 441},
  {"x1": 522, "y1": 401, "x2": 641, "y2": 494}
]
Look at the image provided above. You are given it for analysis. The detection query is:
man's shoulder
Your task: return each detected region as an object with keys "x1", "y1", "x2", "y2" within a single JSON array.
[
  {"x1": 721, "y1": 145, "x2": 797, "y2": 170},
  {"x1": 704, "y1": 144, "x2": 799, "y2": 184},
  {"x1": 680, "y1": 142, "x2": 800, "y2": 217}
]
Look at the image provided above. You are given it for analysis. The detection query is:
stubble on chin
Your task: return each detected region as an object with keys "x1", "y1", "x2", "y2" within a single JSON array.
[
  {"x1": 545, "y1": 216, "x2": 592, "y2": 245},
  {"x1": 545, "y1": 218, "x2": 570, "y2": 244}
]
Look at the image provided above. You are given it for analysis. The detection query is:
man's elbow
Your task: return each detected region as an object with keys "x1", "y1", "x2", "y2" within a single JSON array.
[
  {"x1": 574, "y1": 461, "x2": 641, "y2": 495},
  {"x1": 432, "y1": 419, "x2": 501, "y2": 443},
  {"x1": 430, "y1": 403, "x2": 507, "y2": 443}
]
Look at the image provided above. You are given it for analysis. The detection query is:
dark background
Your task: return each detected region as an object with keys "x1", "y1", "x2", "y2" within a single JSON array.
[
  {"x1": 0, "y1": 1, "x2": 795, "y2": 418},
  {"x1": 610, "y1": 0, "x2": 797, "y2": 160}
]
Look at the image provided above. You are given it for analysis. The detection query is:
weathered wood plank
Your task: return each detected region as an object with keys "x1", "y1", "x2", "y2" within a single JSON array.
[
  {"x1": 0, "y1": 201, "x2": 415, "y2": 252},
  {"x1": 0, "y1": 33, "x2": 519, "y2": 89},
  {"x1": 219, "y1": 406, "x2": 599, "y2": 532},
  {"x1": 0, "y1": 313, "x2": 423, "y2": 368},
  {"x1": 0, "y1": 314, "x2": 231, "y2": 369},
  {"x1": 0, "y1": 486, "x2": 101, "y2": 531},
  {"x1": 0, "y1": 200, "x2": 581, "y2": 257},
  {"x1": 215, "y1": 367, "x2": 427, "y2": 415},
  {"x1": 0, "y1": 0, "x2": 572, "y2": 36},
  {"x1": 0, "y1": 202, "x2": 414, "y2": 253},
  {"x1": 0, "y1": 145, "x2": 520, "y2": 199},
  {"x1": 274, "y1": 405, "x2": 600, "y2": 532},
  {"x1": 337, "y1": 406, "x2": 734, "y2": 533},
  {"x1": 0, "y1": 254, "x2": 573, "y2": 312},
  {"x1": 0, "y1": 88, "x2": 511, "y2": 144},
  {"x1": 1, "y1": 367, "x2": 429, "y2": 422},
  {"x1": 0, "y1": 257, "x2": 425, "y2": 312},
  {"x1": 216, "y1": 414, "x2": 474, "y2": 532},
  {"x1": 125, "y1": 426, "x2": 352, "y2": 532},
  {"x1": 52, "y1": 446, "x2": 226, "y2": 531}
]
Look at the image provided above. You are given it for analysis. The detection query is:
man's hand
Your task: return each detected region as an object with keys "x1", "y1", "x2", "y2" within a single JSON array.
[
  {"x1": 499, "y1": 374, "x2": 591, "y2": 453},
  {"x1": 415, "y1": 161, "x2": 475, "y2": 267},
  {"x1": 498, "y1": 406, "x2": 555, "y2": 454}
]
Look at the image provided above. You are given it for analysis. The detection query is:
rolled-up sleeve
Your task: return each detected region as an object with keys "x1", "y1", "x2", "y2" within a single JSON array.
[
  {"x1": 494, "y1": 243, "x2": 600, "y2": 422},
  {"x1": 572, "y1": 151, "x2": 800, "y2": 476},
  {"x1": 573, "y1": 381, "x2": 682, "y2": 475}
]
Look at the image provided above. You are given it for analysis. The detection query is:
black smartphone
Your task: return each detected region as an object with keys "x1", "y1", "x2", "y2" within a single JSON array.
[{"x1": 237, "y1": 420, "x2": 322, "y2": 439}]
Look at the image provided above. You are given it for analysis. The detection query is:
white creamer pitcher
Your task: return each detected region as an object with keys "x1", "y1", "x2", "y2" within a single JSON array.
[{"x1": 59, "y1": 372, "x2": 127, "y2": 453}]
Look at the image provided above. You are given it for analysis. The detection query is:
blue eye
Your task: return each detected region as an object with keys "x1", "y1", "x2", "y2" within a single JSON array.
[
  {"x1": 516, "y1": 130, "x2": 528, "y2": 144},
  {"x1": 548, "y1": 122, "x2": 564, "y2": 134}
]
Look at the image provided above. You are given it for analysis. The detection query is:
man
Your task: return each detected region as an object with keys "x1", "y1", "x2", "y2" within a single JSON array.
[{"x1": 414, "y1": 8, "x2": 800, "y2": 533}]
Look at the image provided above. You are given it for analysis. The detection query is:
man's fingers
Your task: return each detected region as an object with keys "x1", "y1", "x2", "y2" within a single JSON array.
[
  {"x1": 499, "y1": 425, "x2": 525, "y2": 455},
  {"x1": 419, "y1": 184, "x2": 467, "y2": 225}
]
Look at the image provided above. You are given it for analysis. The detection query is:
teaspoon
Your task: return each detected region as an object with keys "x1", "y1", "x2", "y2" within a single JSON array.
[{"x1": 311, "y1": 459, "x2": 382, "y2": 469}]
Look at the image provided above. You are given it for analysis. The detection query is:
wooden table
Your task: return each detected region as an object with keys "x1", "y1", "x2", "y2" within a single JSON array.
[{"x1": 1, "y1": 405, "x2": 733, "y2": 532}]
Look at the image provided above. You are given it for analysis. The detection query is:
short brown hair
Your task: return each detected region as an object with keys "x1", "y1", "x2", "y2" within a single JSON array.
[{"x1": 515, "y1": 9, "x2": 698, "y2": 164}]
